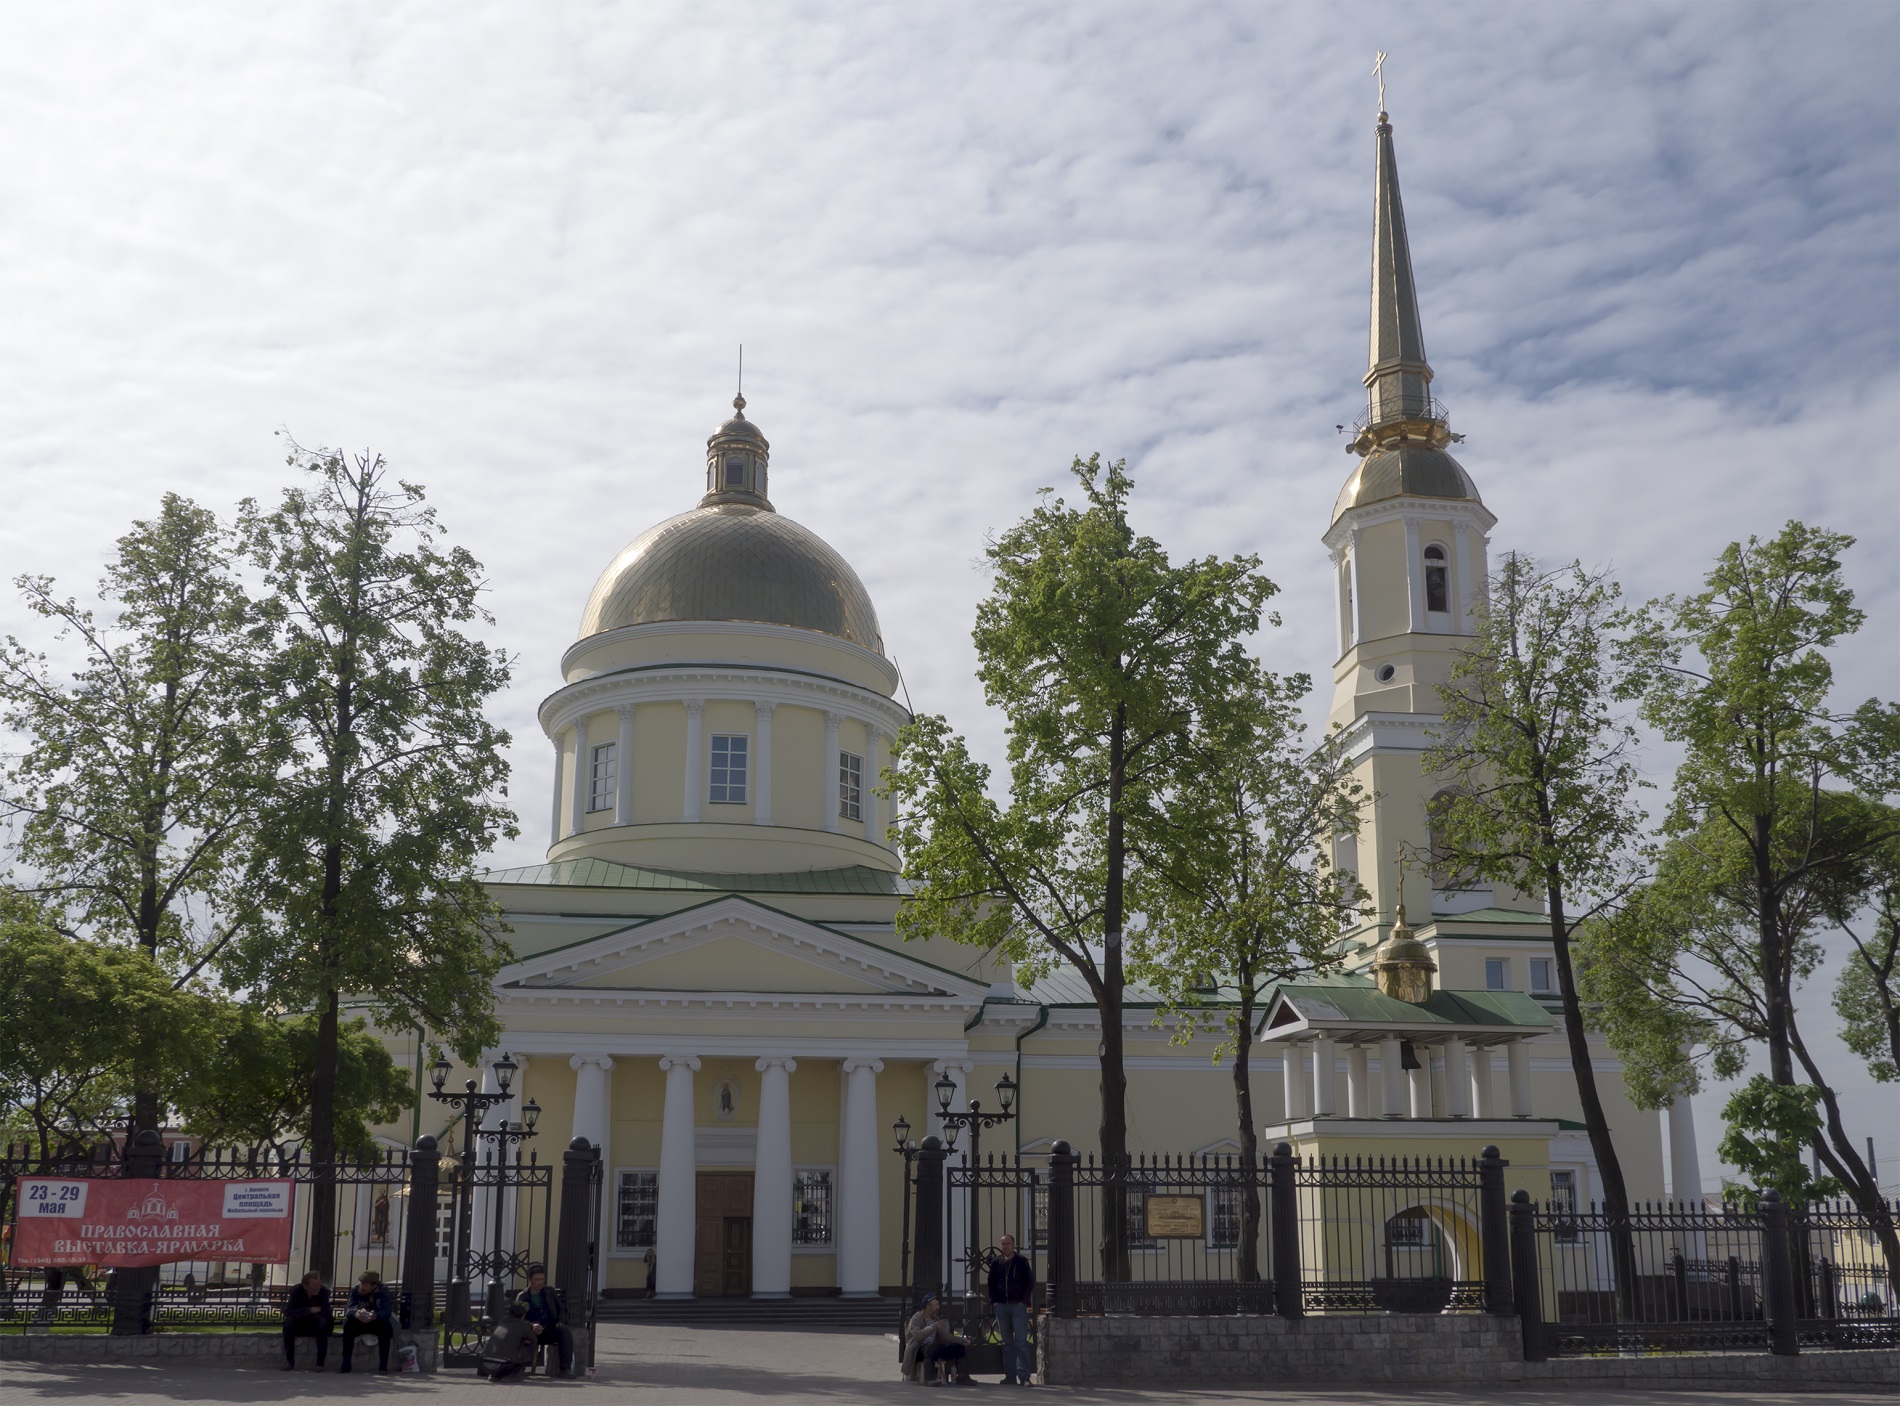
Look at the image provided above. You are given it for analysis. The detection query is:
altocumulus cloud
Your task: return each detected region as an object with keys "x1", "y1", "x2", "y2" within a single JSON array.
[{"x1": 0, "y1": 2, "x2": 1893, "y2": 1183}]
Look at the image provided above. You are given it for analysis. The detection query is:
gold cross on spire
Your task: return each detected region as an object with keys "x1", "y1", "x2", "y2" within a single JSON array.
[{"x1": 1373, "y1": 50, "x2": 1388, "y2": 114}]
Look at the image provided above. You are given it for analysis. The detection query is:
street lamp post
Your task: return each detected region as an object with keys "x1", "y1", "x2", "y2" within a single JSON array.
[
  {"x1": 891, "y1": 1115, "x2": 915, "y2": 1311},
  {"x1": 476, "y1": 1101, "x2": 540, "y2": 1323},
  {"x1": 933, "y1": 1072, "x2": 1017, "y2": 1297},
  {"x1": 425, "y1": 1053, "x2": 519, "y2": 1328}
]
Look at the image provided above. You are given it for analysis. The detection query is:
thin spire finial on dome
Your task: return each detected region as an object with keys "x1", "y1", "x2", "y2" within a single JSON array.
[
  {"x1": 1373, "y1": 49, "x2": 1388, "y2": 120},
  {"x1": 734, "y1": 344, "x2": 745, "y2": 416}
]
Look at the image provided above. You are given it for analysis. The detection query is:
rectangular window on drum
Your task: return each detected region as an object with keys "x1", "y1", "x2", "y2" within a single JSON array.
[
  {"x1": 1485, "y1": 957, "x2": 1510, "y2": 991},
  {"x1": 589, "y1": 742, "x2": 618, "y2": 813},
  {"x1": 709, "y1": 734, "x2": 748, "y2": 804},
  {"x1": 793, "y1": 1169, "x2": 833, "y2": 1245},
  {"x1": 616, "y1": 1170, "x2": 658, "y2": 1250},
  {"x1": 839, "y1": 751, "x2": 863, "y2": 821}
]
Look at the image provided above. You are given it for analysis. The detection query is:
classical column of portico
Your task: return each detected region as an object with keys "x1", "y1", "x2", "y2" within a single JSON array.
[
  {"x1": 823, "y1": 712, "x2": 843, "y2": 833},
  {"x1": 1442, "y1": 1040, "x2": 1472, "y2": 1118},
  {"x1": 1506, "y1": 1040, "x2": 1533, "y2": 1118},
  {"x1": 1408, "y1": 1055, "x2": 1432, "y2": 1119},
  {"x1": 1377, "y1": 1037, "x2": 1406, "y2": 1118},
  {"x1": 682, "y1": 701, "x2": 703, "y2": 823},
  {"x1": 1346, "y1": 1045, "x2": 1371, "y2": 1118},
  {"x1": 568, "y1": 720, "x2": 589, "y2": 836},
  {"x1": 754, "y1": 703, "x2": 775, "y2": 826},
  {"x1": 751, "y1": 1057, "x2": 797, "y2": 1298},
  {"x1": 615, "y1": 706, "x2": 636, "y2": 826},
  {"x1": 934, "y1": 1059, "x2": 971, "y2": 1283},
  {"x1": 837, "y1": 1058, "x2": 884, "y2": 1297},
  {"x1": 1468, "y1": 1044, "x2": 1496, "y2": 1119},
  {"x1": 1667, "y1": 1092, "x2": 1706, "y2": 1206},
  {"x1": 549, "y1": 740, "x2": 564, "y2": 847},
  {"x1": 1281, "y1": 1043, "x2": 1311, "y2": 1122},
  {"x1": 1312, "y1": 1038, "x2": 1338, "y2": 1117},
  {"x1": 570, "y1": 1055, "x2": 615, "y2": 1289},
  {"x1": 864, "y1": 729, "x2": 885, "y2": 845},
  {"x1": 655, "y1": 1055, "x2": 700, "y2": 1298}
]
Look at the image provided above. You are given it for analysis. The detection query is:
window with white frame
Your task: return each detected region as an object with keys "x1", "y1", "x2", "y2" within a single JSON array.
[
  {"x1": 1550, "y1": 1169, "x2": 1580, "y2": 1243},
  {"x1": 1529, "y1": 957, "x2": 1554, "y2": 994},
  {"x1": 589, "y1": 742, "x2": 618, "y2": 813},
  {"x1": 1485, "y1": 957, "x2": 1511, "y2": 991},
  {"x1": 616, "y1": 1170, "x2": 658, "y2": 1250},
  {"x1": 839, "y1": 751, "x2": 863, "y2": 822},
  {"x1": 709, "y1": 734, "x2": 748, "y2": 804},
  {"x1": 793, "y1": 1169, "x2": 833, "y2": 1245}
]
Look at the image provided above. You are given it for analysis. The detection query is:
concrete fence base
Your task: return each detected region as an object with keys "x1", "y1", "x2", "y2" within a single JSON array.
[
  {"x1": 1039, "y1": 1313, "x2": 1900, "y2": 1393},
  {"x1": 0, "y1": 1328, "x2": 440, "y2": 1372}
]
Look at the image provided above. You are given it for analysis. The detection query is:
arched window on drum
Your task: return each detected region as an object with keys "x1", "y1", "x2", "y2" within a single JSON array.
[{"x1": 1422, "y1": 543, "x2": 1450, "y2": 616}]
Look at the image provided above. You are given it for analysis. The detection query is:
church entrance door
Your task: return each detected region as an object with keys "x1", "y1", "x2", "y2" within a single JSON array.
[{"x1": 694, "y1": 1171, "x2": 753, "y2": 1296}]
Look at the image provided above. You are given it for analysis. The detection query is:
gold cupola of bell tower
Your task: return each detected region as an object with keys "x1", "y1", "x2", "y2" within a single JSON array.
[{"x1": 1371, "y1": 904, "x2": 1436, "y2": 1004}]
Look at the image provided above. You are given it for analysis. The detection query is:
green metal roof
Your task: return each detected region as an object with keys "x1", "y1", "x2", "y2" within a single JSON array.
[
  {"x1": 1262, "y1": 974, "x2": 1552, "y2": 1032},
  {"x1": 483, "y1": 857, "x2": 909, "y2": 896},
  {"x1": 1429, "y1": 907, "x2": 1550, "y2": 926}
]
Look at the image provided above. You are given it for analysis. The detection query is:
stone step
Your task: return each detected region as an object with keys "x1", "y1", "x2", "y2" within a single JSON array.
[{"x1": 594, "y1": 1296, "x2": 899, "y2": 1332}]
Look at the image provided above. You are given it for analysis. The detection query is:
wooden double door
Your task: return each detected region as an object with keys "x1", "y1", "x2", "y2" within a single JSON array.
[{"x1": 693, "y1": 1171, "x2": 753, "y2": 1297}]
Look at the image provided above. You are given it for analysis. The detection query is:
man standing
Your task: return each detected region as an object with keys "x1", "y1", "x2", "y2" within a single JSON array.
[{"x1": 987, "y1": 1234, "x2": 1035, "y2": 1386}]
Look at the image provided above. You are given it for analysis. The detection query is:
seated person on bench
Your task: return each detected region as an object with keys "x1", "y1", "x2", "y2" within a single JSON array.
[
  {"x1": 339, "y1": 1270, "x2": 394, "y2": 1373},
  {"x1": 478, "y1": 1300, "x2": 539, "y2": 1382},
  {"x1": 513, "y1": 1264, "x2": 574, "y2": 1376},
  {"x1": 902, "y1": 1292, "x2": 968, "y2": 1385},
  {"x1": 281, "y1": 1271, "x2": 332, "y2": 1370}
]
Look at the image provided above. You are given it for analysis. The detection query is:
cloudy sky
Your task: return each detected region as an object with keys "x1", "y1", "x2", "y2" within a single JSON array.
[{"x1": 0, "y1": 3, "x2": 1894, "y2": 1187}]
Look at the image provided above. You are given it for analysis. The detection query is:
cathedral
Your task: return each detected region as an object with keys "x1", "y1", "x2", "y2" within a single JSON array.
[{"x1": 402, "y1": 107, "x2": 1699, "y2": 1300}]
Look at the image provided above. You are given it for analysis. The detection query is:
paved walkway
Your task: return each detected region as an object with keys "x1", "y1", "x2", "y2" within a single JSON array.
[{"x1": 0, "y1": 1324, "x2": 1891, "y2": 1404}]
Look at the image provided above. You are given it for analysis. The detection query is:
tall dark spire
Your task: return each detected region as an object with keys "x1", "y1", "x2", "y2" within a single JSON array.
[{"x1": 1350, "y1": 108, "x2": 1453, "y2": 456}]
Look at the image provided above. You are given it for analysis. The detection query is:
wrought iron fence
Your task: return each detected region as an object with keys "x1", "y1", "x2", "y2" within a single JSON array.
[
  {"x1": 1068, "y1": 1153, "x2": 1273, "y2": 1315},
  {"x1": 1794, "y1": 1199, "x2": 1900, "y2": 1350},
  {"x1": 1291, "y1": 1152, "x2": 1492, "y2": 1315}
]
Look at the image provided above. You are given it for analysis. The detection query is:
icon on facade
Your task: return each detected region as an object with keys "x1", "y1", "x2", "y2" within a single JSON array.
[{"x1": 715, "y1": 1079, "x2": 739, "y2": 1121}]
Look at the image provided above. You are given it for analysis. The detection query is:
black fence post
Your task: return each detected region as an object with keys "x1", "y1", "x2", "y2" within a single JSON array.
[
  {"x1": 1759, "y1": 1190, "x2": 1800, "y2": 1357},
  {"x1": 912, "y1": 1136, "x2": 947, "y2": 1310},
  {"x1": 1048, "y1": 1141, "x2": 1076, "y2": 1320},
  {"x1": 111, "y1": 1129, "x2": 164, "y2": 1336},
  {"x1": 1479, "y1": 1145, "x2": 1513, "y2": 1317},
  {"x1": 400, "y1": 1135, "x2": 440, "y2": 1330},
  {"x1": 1509, "y1": 1190, "x2": 1546, "y2": 1362},
  {"x1": 555, "y1": 1138, "x2": 597, "y2": 1303},
  {"x1": 1268, "y1": 1142, "x2": 1301, "y2": 1320}
]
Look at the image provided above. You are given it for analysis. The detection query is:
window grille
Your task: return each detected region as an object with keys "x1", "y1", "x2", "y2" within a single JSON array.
[
  {"x1": 1127, "y1": 1185, "x2": 1157, "y2": 1251},
  {"x1": 616, "y1": 1170, "x2": 658, "y2": 1250},
  {"x1": 1209, "y1": 1184, "x2": 1242, "y2": 1248},
  {"x1": 589, "y1": 742, "x2": 618, "y2": 813},
  {"x1": 839, "y1": 751, "x2": 863, "y2": 821},
  {"x1": 1030, "y1": 1184, "x2": 1049, "y2": 1248},
  {"x1": 709, "y1": 734, "x2": 748, "y2": 804},
  {"x1": 1386, "y1": 1211, "x2": 1428, "y2": 1247},
  {"x1": 1550, "y1": 1169, "x2": 1580, "y2": 1243},
  {"x1": 793, "y1": 1169, "x2": 833, "y2": 1245}
]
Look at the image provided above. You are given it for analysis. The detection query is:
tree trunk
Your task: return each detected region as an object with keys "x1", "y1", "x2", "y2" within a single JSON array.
[
  {"x1": 1756, "y1": 812, "x2": 1796, "y2": 1086},
  {"x1": 1792, "y1": 1026, "x2": 1900, "y2": 1297},
  {"x1": 1233, "y1": 994, "x2": 1261, "y2": 1284},
  {"x1": 1098, "y1": 698, "x2": 1131, "y2": 1283},
  {"x1": 308, "y1": 985, "x2": 341, "y2": 1281}
]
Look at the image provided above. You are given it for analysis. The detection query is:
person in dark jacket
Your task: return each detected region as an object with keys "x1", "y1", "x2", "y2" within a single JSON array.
[
  {"x1": 281, "y1": 1271, "x2": 332, "y2": 1370},
  {"x1": 478, "y1": 1301, "x2": 539, "y2": 1382},
  {"x1": 987, "y1": 1234, "x2": 1036, "y2": 1386},
  {"x1": 512, "y1": 1263, "x2": 573, "y2": 1376},
  {"x1": 339, "y1": 1270, "x2": 395, "y2": 1372}
]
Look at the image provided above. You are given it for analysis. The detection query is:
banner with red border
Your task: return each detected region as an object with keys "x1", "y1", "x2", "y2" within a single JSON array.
[{"x1": 9, "y1": 1177, "x2": 295, "y2": 1267}]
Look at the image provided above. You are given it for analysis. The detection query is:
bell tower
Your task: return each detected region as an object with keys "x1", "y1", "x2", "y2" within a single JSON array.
[{"x1": 1322, "y1": 105, "x2": 1500, "y2": 930}]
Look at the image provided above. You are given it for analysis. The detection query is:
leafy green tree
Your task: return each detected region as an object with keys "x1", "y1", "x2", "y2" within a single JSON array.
[
  {"x1": 886, "y1": 455, "x2": 1273, "y2": 1279},
  {"x1": 1423, "y1": 556, "x2": 1646, "y2": 1266},
  {"x1": 1830, "y1": 828, "x2": 1898, "y2": 1083},
  {"x1": 226, "y1": 444, "x2": 515, "y2": 1275},
  {"x1": 1129, "y1": 670, "x2": 1366, "y2": 1281},
  {"x1": 0, "y1": 495, "x2": 264, "y2": 1130},
  {"x1": 1716, "y1": 1076, "x2": 1841, "y2": 1203}
]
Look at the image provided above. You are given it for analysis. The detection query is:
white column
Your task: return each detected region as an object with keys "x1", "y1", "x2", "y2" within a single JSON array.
[
  {"x1": 615, "y1": 706, "x2": 635, "y2": 826},
  {"x1": 838, "y1": 1058, "x2": 884, "y2": 1297},
  {"x1": 823, "y1": 712, "x2": 843, "y2": 833},
  {"x1": 1468, "y1": 1043, "x2": 1496, "y2": 1120},
  {"x1": 469, "y1": 1053, "x2": 504, "y2": 1273},
  {"x1": 475, "y1": 1054, "x2": 529, "y2": 1284},
  {"x1": 1453, "y1": 521, "x2": 1475, "y2": 634},
  {"x1": 1408, "y1": 1058, "x2": 1433, "y2": 1119},
  {"x1": 570, "y1": 1056, "x2": 615, "y2": 1289},
  {"x1": 655, "y1": 1055, "x2": 700, "y2": 1298},
  {"x1": 1346, "y1": 1045, "x2": 1371, "y2": 1119},
  {"x1": 1280, "y1": 1043, "x2": 1310, "y2": 1122},
  {"x1": 1667, "y1": 1092, "x2": 1706, "y2": 1207},
  {"x1": 933, "y1": 1058, "x2": 971, "y2": 1286},
  {"x1": 1403, "y1": 517, "x2": 1424, "y2": 633},
  {"x1": 1377, "y1": 1037, "x2": 1406, "y2": 1118},
  {"x1": 1312, "y1": 1038, "x2": 1338, "y2": 1118},
  {"x1": 1507, "y1": 1040, "x2": 1533, "y2": 1118},
  {"x1": 1442, "y1": 1040, "x2": 1472, "y2": 1118},
  {"x1": 682, "y1": 701, "x2": 703, "y2": 824},
  {"x1": 864, "y1": 729, "x2": 885, "y2": 845},
  {"x1": 751, "y1": 1057, "x2": 796, "y2": 1298},
  {"x1": 1347, "y1": 527, "x2": 1365, "y2": 647},
  {"x1": 568, "y1": 719, "x2": 589, "y2": 836},
  {"x1": 753, "y1": 702, "x2": 775, "y2": 825},
  {"x1": 549, "y1": 739, "x2": 564, "y2": 848}
]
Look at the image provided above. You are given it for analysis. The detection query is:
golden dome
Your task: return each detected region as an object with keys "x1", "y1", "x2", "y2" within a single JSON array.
[
  {"x1": 1332, "y1": 444, "x2": 1481, "y2": 522},
  {"x1": 1370, "y1": 905, "x2": 1436, "y2": 1004},
  {"x1": 578, "y1": 503, "x2": 884, "y2": 653}
]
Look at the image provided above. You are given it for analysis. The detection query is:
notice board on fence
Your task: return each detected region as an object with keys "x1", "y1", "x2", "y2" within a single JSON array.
[{"x1": 9, "y1": 1177, "x2": 295, "y2": 1268}]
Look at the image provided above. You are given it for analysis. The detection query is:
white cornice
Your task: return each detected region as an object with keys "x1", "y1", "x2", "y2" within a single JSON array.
[
  {"x1": 498, "y1": 989, "x2": 980, "y2": 1015},
  {"x1": 1321, "y1": 494, "x2": 1497, "y2": 552},
  {"x1": 562, "y1": 619, "x2": 900, "y2": 693},
  {"x1": 1337, "y1": 710, "x2": 1443, "y2": 761},
  {"x1": 497, "y1": 1031, "x2": 971, "y2": 1062},
  {"x1": 539, "y1": 663, "x2": 910, "y2": 740}
]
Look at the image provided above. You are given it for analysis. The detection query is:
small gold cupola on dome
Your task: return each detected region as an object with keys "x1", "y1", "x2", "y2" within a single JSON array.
[
  {"x1": 1371, "y1": 904, "x2": 1436, "y2": 1004},
  {"x1": 702, "y1": 392, "x2": 772, "y2": 510}
]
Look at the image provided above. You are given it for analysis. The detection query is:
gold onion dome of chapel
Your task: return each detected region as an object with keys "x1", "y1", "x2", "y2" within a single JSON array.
[
  {"x1": 1332, "y1": 108, "x2": 1483, "y2": 524},
  {"x1": 578, "y1": 395, "x2": 884, "y2": 653}
]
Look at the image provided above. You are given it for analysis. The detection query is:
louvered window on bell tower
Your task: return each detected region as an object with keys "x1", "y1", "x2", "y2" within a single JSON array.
[
  {"x1": 1423, "y1": 543, "x2": 1449, "y2": 614},
  {"x1": 726, "y1": 454, "x2": 746, "y2": 486}
]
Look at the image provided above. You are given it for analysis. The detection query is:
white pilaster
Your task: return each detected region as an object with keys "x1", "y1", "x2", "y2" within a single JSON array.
[
  {"x1": 1667, "y1": 1092, "x2": 1706, "y2": 1207},
  {"x1": 751, "y1": 1057, "x2": 797, "y2": 1298},
  {"x1": 1347, "y1": 526, "x2": 1365, "y2": 646},
  {"x1": 655, "y1": 1055, "x2": 700, "y2": 1298},
  {"x1": 823, "y1": 712, "x2": 842, "y2": 833},
  {"x1": 1442, "y1": 1040, "x2": 1472, "y2": 1118},
  {"x1": 1312, "y1": 1038, "x2": 1338, "y2": 1118},
  {"x1": 549, "y1": 739, "x2": 564, "y2": 848},
  {"x1": 1343, "y1": 1045, "x2": 1369, "y2": 1118},
  {"x1": 1507, "y1": 1040, "x2": 1533, "y2": 1118},
  {"x1": 1453, "y1": 521, "x2": 1474, "y2": 634},
  {"x1": 1281, "y1": 1043, "x2": 1311, "y2": 1121},
  {"x1": 754, "y1": 702, "x2": 775, "y2": 826},
  {"x1": 1378, "y1": 1037, "x2": 1406, "y2": 1118},
  {"x1": 568, "y1": 719, "x2": 589, "y2": 836},
  {"x1": 1468, "y1": 1043, "x2": 1496, "y2": 1120},
  {"x1": 865, "y1": 729, "x2": 885, "y2": 846},
  {"x1": 838, "y1": 1058, "x2": 884, "y2": 1297},
  {"x1": 1331, "y1": 548, "x2": 1350, "y2": 656},
  {"x1": 1403, "y1": 516, "x2": 1424, "y2": 633},
  {"x1": 615, "y1": 706, "x2": 636, "y2": 827},
  {"x1": 682, "y1": 701, "x2": 703, "y2": 824}
]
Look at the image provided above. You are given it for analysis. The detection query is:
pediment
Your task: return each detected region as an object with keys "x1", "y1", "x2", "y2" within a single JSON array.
[{"x1": 497, "y1": 895, "x2": 983, "y2": 1000}]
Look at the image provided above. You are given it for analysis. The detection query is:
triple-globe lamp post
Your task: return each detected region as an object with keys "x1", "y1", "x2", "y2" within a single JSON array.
[
  {"x1": 933, "y1": 1071, "x2": 1017, "y2": 1296},
  {"x1": 426, "y1": 1052, "x2": 541, "y2": 1326}
]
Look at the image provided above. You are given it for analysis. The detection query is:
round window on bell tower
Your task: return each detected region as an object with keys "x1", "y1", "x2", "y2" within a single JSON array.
[{"x1": 1376, "y1": 663, "x2": 1396, "y2": 683}]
